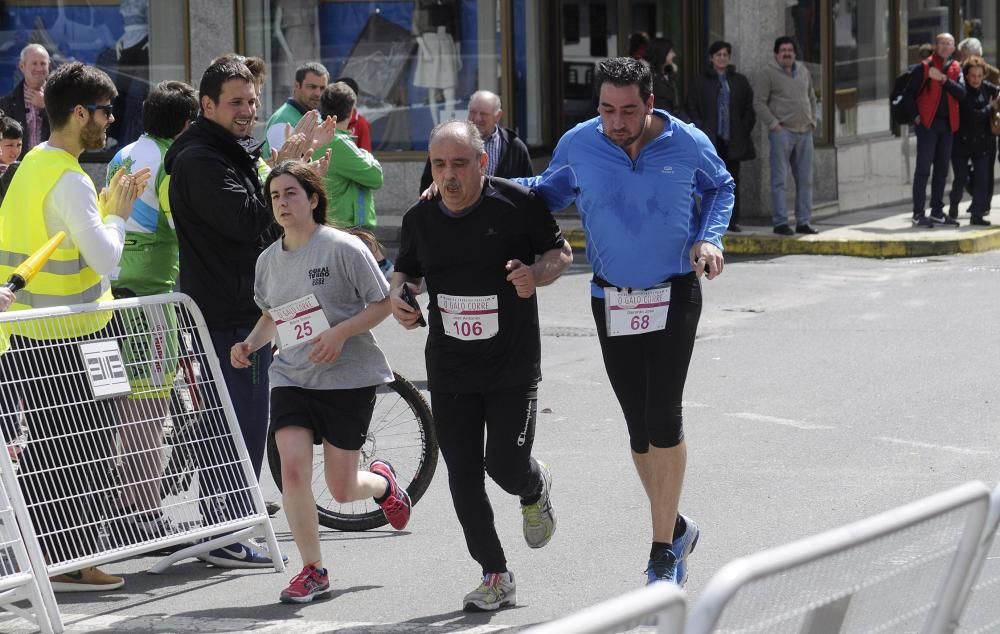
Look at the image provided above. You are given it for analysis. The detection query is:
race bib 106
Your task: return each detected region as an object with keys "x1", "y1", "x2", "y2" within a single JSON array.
[
  {"x1": 438, "y1": 293, "x2": 500, "y2": 341},
  {"x1": 271, "y1": 293, "x2": 331, "y2": 348},
  {"x1": 604, "y1": 286, "x2": 670, "y2": 337}
]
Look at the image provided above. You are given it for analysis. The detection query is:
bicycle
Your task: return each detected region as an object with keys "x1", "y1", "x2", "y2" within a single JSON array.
[{"x1": 265, "y1": 372, "x2": 437, "y2": 531}]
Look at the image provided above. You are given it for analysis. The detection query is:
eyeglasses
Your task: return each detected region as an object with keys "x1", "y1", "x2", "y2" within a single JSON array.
[{"x1": 81, "y1": 103, "x2": 114, "y2": 117}]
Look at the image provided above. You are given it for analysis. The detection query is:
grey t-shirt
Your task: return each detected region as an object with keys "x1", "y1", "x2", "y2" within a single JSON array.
[{"x1": 254, "y1": 225, "x2": 393, "y2": 390}]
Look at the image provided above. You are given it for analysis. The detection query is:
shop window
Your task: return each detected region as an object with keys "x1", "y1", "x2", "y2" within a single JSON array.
[
  {"x1": 833, "y1": 0, "x2": 891, "y2": 139},
  {"x1": 244, "y1": 1, "x2": 502, "y2": 153},
  {"x1": 0, "y1": 0, "x2": 185, "y2": 161}
]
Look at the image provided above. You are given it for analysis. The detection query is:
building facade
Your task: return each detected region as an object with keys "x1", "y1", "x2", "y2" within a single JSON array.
[{"x1": 0, "y1": 0, "x2": 995, "y2": 220}]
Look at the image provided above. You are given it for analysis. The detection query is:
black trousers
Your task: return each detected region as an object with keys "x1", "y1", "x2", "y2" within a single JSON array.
[
  {"x1": 591, "y1": 273, "x2": 702, "y2": 453},
  {"x1": 430, "y1": 382, "x2": 542, "y2": 575},
  {"x1": 0, "y1": 328, "x2": 119, "y2": 564},
  {"x1": 717, "y1": 140, "x2": 743, "y2": 226}
]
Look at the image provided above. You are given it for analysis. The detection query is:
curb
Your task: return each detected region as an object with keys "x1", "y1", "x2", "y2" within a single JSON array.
[{"x1": 562, "y1": 227, "x2": 1000, "y2": 258}]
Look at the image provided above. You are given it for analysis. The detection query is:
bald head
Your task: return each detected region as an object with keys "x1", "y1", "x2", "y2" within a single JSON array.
[
  {"x1": 935, "y1": 33, "x2": 956, "y2": 60},
  {"x1": 467, "y1": 90, "x2": 503, "y2": 139}
]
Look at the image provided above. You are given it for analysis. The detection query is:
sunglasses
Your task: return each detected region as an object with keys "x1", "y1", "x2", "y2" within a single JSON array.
[{"x1": 81, "y1": 103, "x2": 114, "y2": 117}]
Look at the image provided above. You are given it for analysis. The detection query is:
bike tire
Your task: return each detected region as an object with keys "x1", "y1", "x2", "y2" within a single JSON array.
[{"x1": 267, "y1": 372, "x2": 437, "y2": 531}]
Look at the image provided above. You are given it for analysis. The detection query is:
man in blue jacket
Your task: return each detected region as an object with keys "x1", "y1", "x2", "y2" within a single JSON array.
[{"x1": 516, "y1": 56, "x2": 733, "y2": 587}]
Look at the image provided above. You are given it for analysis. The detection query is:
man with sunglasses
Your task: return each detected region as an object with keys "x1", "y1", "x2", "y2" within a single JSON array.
[{"x1": 0, "y1": 62, "x2": 149, "y2": 591}]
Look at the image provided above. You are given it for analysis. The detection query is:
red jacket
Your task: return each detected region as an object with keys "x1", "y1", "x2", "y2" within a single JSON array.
[{"x1": 916, "y1": 54, "x2": 962, "y2": 132}]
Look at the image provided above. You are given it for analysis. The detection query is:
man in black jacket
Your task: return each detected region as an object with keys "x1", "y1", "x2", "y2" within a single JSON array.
[
  {"x1": 0, "y1": 44, "x2": 51, "y2": 159},
  {"x1": 687, "y1": 41, "x2": 756, "y2": 232},
  {"x1": 419, "y1": 90, "x2": 532, "y2": 192},
  {"x1": 164, "y1": 58, "x2": 282, "y2": 568}
]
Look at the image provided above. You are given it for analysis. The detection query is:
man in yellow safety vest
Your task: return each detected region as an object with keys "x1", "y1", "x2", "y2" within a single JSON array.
[{"x1": 0, "y1": 61, "x2": 147, "y2": 592}]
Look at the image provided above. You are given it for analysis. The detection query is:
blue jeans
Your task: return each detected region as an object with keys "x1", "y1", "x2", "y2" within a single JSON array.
[
  {"x1": 913, "y1": 119, "x2": 954, "y2": 217},
  {"x1": 769, "y1": 127, "x2": 814, "y2": 227}
]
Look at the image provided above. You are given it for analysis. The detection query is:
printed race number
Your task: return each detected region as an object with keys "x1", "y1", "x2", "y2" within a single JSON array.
[
  {"x1": 604, "y1": 286, "x2": 670, "y2": 337},
  {"x1": 271, "y1": 294, "x2": 330, "y2": 349},
  {"x1": 438, "y1": 293, "x2": 499, "y2": 341}
]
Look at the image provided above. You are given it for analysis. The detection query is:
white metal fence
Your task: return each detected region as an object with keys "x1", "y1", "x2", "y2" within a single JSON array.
[
  {"x1": 0, "y1": 293, "x2": 282, "y2": 629},
  {"x1": 0, "y1": 454, "x2": 58, "y2": 633},
  {"x1": 685, "y1": 481, "x2": 990, "y2": 634},
  {"x1": 954, "y1": 484, "x2": 1000, "y2": 633},
  {"x1": 522, "y1": 582, "x2": 686, "y2": 634}
]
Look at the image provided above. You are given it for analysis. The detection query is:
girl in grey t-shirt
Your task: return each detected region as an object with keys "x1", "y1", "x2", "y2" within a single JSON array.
[{"x1": 230, "y1": 162, "x2": 412, "y2": 604}]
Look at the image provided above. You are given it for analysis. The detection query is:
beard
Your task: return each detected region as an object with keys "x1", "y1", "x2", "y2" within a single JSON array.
[{"x1": 80, "y1": 118, "x2": 107, "y2": 151}]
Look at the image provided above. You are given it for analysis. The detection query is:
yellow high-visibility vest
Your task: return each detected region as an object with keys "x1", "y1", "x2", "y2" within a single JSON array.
[{"x1": 0, "y1": 145, "x2": 113, "y2": 341}]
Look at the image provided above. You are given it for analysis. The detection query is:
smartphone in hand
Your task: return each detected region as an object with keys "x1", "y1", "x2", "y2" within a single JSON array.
[{"x1": 400, "y1": 284, "x2": 427, "y2": 327}]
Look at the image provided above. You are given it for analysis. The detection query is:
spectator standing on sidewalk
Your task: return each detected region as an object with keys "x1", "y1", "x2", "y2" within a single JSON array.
[
  {"x1": 687, "y1": 40, "x2": 756, "y2": 232},
  {"x1": 262, "y1": 62, "x2": 328, "y2": 156},
  {"x1": 948, "y1": 56, "x2": 997, "y2": 226},
  {"x1": 316, "y1": 82, "x2": 383, "y2": 230},
  {"x1": 904, "y1": 32, "x2": 965, "y2": 228},
  {"x1": 753, "y1": 36, "x2": 818, "y2": 236},
  {"x1": 334, "y1": 77, "x2": 372, "y2": 152},
  {"x1": 0, "y1": 44, "x2": 51, "y2": 159},
  {"x1": 164, "y1": 58, "x2": 284, "y2": 567}
]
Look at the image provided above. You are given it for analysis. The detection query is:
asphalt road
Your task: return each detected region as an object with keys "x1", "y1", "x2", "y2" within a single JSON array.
[{"x1": 4, "y1": 249, "x2": 999, "y2": 633}]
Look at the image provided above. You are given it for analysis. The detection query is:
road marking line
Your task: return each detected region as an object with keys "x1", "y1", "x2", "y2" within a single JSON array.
[
  {"x1": 725, "y1": 412, "x2": 835, "y2": 430},
  {"x1": 877, "y1": 436, "x2": 992, "y2": 455}
]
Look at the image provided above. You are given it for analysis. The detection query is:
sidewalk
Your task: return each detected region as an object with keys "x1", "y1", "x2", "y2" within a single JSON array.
[{"x1": 375, "y1": 199, "x2": 1000, "y2": 259}]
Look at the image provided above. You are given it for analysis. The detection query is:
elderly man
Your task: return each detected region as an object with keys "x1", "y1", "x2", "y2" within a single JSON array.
[
  {"x1": 0, "y1": 44, "x2": 51, "y2": 159},
  {"x1": 393, "y1": 119, "x2": 571, "y2": 611},
  {"x1": 904, "y1": 33, "x2": 965, "y2": 227},
  {"x1": 418, "y1": 90, "x2": 533, "y2": 192}
]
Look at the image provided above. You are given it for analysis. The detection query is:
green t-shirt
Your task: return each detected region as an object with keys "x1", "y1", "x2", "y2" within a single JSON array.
[{"x1": 106, "y1": 134, "x2": 177, "y2": 296}]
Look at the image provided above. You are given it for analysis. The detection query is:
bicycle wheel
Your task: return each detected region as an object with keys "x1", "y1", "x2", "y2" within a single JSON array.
[{"x1": 267, "y1": 372, "x2": 437, "y2": 531}]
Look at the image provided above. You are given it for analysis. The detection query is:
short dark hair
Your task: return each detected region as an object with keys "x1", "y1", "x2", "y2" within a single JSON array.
[
  {"x1": 708, "y1": 40, "x2": 732, "y2": 57},
  {"x1": 594, "y1": 57, "x2": 652, "y2": 104},
  {"x1": 334, "y1": 76, "x2": 360, "y2": 96},
  {"x1": 295, "y1": 62, "x2": 329, "y2": 84},
  {"x1": 1, "y1": 116, "x2": 23, "y2": 140},
  {"x1": 143, "y1": 81, "x2": 198, "y2": 139},
  {"x1": 210, "y1": 53, "x2": 267, "y2": 89},
  {"x1": 43, "y1": 62, "x2": 117, "y2": 129},
  {"x1": 199, "y1": 59, "x2": 254, "y2": 106},
  {"x1": 774, "y1": 36, "x2": 797, "y2": 55},
  {"x1": 320, "y1": 82, "x2": 356, "y2": 122},
  {"x1": 264, "y1": 160, "x2": 328, "y2": 226}
]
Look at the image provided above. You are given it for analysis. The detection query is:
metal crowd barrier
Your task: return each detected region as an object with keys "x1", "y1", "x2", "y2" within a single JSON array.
[
  {"x1": 522, "y1": 583, "x2": 686, "y2": 634},
  {"x1": 953, "y1": 484, "x2": 1000, "y2": 633},
  {"x1": 0, "y1": 453, "x2": 59, "y2": 633},
  {"x1": 685, "y1": 481, "x2": 991, "y2": 634},
  {"x1": 0, "y1": 293, "x2": 282, "y2": 628}
]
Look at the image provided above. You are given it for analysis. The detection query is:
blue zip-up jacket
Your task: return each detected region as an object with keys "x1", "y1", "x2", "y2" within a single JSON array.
[{"x1": 516, "y1": 110, "x2": 734, "y2": 297}]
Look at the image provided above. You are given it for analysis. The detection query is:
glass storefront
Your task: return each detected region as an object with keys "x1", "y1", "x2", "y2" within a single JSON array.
[
  {"x1": 0, "y1": 0, "x2": 186, "y2": 160},
  {"x1": 833, "y1": 0, "x2": 891, "y2": 139},
  {"x1": 960, "y1": 0, "x2": 997, "y2": 61},
  {"x1": 243, "y1": 0, "x2": 503, "y2": 153},
  {"x1": 785, "y1": 0, "x2": 825, "y2": 142}
]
